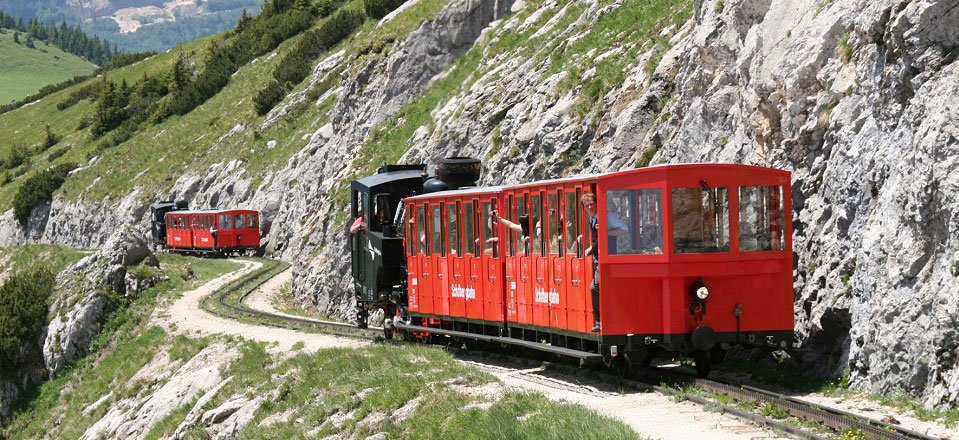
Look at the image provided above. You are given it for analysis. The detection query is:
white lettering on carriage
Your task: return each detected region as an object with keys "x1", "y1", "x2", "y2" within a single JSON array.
[
  {"x1": 534, "y1": 287, "x2": 560, "y2": 305},
  {"x1": 451, "y1": 284, "x2": 476, "y2": 300}
]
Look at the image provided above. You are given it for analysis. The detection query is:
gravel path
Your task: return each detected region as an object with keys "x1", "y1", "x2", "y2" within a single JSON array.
[
  {"x1": 458, "y1": 356, "x2": 790, "y2": 440},
  {"x1": 151, "y1": 260, "x2": 367, "y2": 353}
]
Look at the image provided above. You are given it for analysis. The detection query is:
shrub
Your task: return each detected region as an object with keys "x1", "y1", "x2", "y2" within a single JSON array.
[
  {"x1": 12, "y1": 163, "x2": 77, "y2": 227},
  {"x1": 254, "y1": 80, "x2": 287, "y2": 115},
  {"x1": 256, "y1": 7, "x2": 365, "y2": 114},
  {"x1": 364, "y1": 0, "x2": 405, "y2": 19},
  {"x1": 150, "y1": 5, "x2": 316, "y2": 123},
  {"x1": 2, "y1": 143, "x2": 31, "y2": 170},
  {"x1": 0, "y1": 269, "x2": 55, "y2": 379}
]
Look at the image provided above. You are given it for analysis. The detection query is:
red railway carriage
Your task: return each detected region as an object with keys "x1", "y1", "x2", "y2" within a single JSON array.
[
  {"x1": 396, "y1": 164, "x2": 793, "y2": 375},
  {"x1": 164, "y1": 209, "x2": 261, "y2": 256},
  {"x1": 405, "y1": 188, "x2": 507, "y2": 326}
]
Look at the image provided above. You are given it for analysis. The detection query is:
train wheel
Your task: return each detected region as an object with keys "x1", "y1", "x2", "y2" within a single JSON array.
[
  {"x1": 356, "y1": 305, "x2": 369, "y2": 330},
  {"x1": 383, "y1": 305, "x2": 396, "y2": 340},
  {"x1": 694, "y1": 350, "x2": 712, "y2": 378}
]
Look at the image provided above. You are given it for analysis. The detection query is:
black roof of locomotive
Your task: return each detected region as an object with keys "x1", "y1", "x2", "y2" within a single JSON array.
[{"x1": 351, "y1": 169, "x2": 425, "y2": 192}]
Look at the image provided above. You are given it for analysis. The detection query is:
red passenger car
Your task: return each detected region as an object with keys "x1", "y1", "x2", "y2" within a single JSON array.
[
  {"x1": 397, "y1": 164, "x2": 793, "y2": 375},
  {"x1": 164, "y1": 209, "x2": 261, "y2": 256}
]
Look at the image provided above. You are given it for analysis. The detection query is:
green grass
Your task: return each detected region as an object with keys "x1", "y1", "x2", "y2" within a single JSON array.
[
  {"x1": 0, "y1": 33, "x2": 96, "y2": 106},
  {"x1": 0, "y1": 244, "x2": 86, "y2": 274},
  {"x1": 399, "y1": 389, "x2": 639, "y2": 439},
  {"x1": 0, "y1": 253, "x2": 240, "y2": 439}
]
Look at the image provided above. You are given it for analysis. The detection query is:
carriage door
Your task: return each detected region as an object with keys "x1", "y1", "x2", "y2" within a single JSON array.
[
  {"x1": 406, "y1": 205, "x2": 420, "y2": 313},
  {"x1": 430, "y1": 203, "x2": 449, "y2": 316},
  {"x1": 530, "y1": 190, "x2": 551, "y2": 327},
  {"x1": 448, "y1": 202, "x2": 466, "y2": 318},
  {"x1": 564, "y1": 187, "x2": 588, "y2": 333},
  {"x1": 547, "y1": 188, "x2": 567, "y2": 329},
  {"x1": 464, "y1": 200, "x2": 483, "y2": 320},
  {"x1": 480, "y1": 197, "x2": 504, "y2": 322},
  {"x1": 583, "y1": 183, "x2": 598, "y2": 331},
  {"x1": 515, "y1": 193, "x2": 533, "y2": 324}
]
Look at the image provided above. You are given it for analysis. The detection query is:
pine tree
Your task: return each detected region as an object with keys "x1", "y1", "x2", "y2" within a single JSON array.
[{"x1": 12, "y1": 31, "x2": 19, "y2": 45}]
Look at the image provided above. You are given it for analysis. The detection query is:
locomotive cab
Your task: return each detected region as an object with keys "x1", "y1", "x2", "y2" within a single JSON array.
[{"x1": 350, "y1": 165, "x2": 427, "y2": 328}]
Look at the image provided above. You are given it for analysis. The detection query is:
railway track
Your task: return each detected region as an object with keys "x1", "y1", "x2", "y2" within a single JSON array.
[{"x1": 200, "y1": 259, "x2": 940, "y2": 440}]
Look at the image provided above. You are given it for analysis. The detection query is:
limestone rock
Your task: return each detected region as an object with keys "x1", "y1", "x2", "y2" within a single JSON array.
[
  {"x1": 43, "y1": 225, "x2": 159, "y2": 378},
  {"x1": 80, "y1": 343, "x2": 241, "y2": 440}
]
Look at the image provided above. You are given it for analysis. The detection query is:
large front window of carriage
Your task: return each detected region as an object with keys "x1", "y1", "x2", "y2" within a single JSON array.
[
  {"x1": 671, "y1": 187, "x2": 729, "y2": 253},
  {"x1": 605, "y1": 189, "x2": 664, "y2": 255},
  {"x1": 739, "y1": 185, "x2": 785, "y2": 251}
]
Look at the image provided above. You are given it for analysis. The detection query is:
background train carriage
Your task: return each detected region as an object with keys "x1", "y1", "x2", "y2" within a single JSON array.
[
  {"x1": 352, "y1": 162, "x2": 794, "y2": 375},
  {"x1": 163, "y1": 209, "x2": 261, "y2": 256}
]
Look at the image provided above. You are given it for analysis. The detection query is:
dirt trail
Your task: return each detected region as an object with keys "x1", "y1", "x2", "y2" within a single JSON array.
[
  {"x1": 459, "y1": 357, "x2": 790, "y2": 440},
  {"x1": 151, "y1": 260, "x2": 366, "y2": 353}
]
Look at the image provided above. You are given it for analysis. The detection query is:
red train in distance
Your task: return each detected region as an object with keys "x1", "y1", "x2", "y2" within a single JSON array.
[
  {"x1": 164, "y1": 209, "x2": 261, "y2": 256},
  {"x1": 390, "y1": 163, "x2": 793, "y2": 376}
]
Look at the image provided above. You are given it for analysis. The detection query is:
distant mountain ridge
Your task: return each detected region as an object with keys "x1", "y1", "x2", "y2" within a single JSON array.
[{"x1": 0, "y1": 0, "x2": 262, "y2": 52}]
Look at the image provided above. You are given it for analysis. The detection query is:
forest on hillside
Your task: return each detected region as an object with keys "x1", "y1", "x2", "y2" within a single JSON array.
[
  {"x1": 0, "y1": 10, "x2": 116, "y2": 65},
  {"x1": 0, "y1": 0, "x2": 262, "y2": 52}
]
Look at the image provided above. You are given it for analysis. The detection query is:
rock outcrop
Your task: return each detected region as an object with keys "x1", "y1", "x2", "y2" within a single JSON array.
[
  {"x1": 80, "y1": 343, "x2": 241, "y2": 440},
  {"x1": 43, "y1": 224, "x2": 159, "y2": 378}
]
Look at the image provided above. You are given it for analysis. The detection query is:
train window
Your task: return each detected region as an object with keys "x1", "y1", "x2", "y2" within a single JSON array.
[
  {"x1": 672, "y1": 187, "x2": 729, "y2": 253},
  {"x1": 605, "y1": 189, "x2": 663, "y2": 254},
  {"x1": 431, "y1": 205, "x2": 443, "y2": 256},
  {"x1": 447, "y1": 203, "x2": 459, "y2": 256},
  {"x1": 548, "y1": 192, "x2": 561, "y2": 256},
  {"x1": 354, "y1": 191, "x2": 369, "y2": 227},
  {"x1": 565, "y1": 191, "x2": 580, "y2": 257},
  {"x1": 739, "y1": 185, "x2": 784, "y2": 251},
  {"x1": 235, "y1": 214, "x2": 246, "y2": 229},
  {"x1": 219, "y1": 215, "x2": 232, "y2": 230},
  {"x1": 531, "y1": 193, "x2": 543, "y2": 257},
  {"x1": 417, "y1": 206, "x2": 428, "y2": 255},
  {"x1": 405, "y1": 208, "x2": 415, "y2": 256},
  {"x1": 512, "y1": 195, "x2": 528, "y2": 256},
  {"x1": 464, "y1": 202, "x2": 475, "y2": 256},
  {"x1": 374, "y1": 193, "x2": 391, "y2": 230},
  {"x1": 481, "y1": 200, "x2": 498, "y2": 258}
]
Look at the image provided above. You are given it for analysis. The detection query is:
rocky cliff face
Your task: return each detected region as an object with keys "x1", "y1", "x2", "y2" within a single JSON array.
[
  {"x1": 44, "y1": 224, "x2": 160, "y2": 378},
  {"x1": 4, "y1": 0, "x2": 958, "y2": 407}
]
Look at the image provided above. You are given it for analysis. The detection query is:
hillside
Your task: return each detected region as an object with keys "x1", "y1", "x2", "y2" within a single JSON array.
[
  {"x1": 0, "y1": 0, "x2": 956, "y2": 415},
  {"x1": 0, "y1": 31, "x2": 95, "y2": 105}
]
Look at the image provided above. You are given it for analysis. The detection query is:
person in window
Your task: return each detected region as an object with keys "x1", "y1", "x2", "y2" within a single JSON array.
[
  {"x1": 581, "y1": 192, "x2": 628, "y2": 332},
  {"x1": 491, "y1": 210, "x2": 537, "y2": 246}
]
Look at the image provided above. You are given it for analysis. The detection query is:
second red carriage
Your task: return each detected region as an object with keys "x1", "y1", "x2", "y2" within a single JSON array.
[{"x1": 164, "y1": 209, "x2": 261, "y2": 256}]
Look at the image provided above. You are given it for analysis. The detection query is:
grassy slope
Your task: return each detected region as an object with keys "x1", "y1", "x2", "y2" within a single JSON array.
[
  {"x1": 0, "y1": 244, "x2": 86, "y2": 274},
  {"x1": 1, "y1": 253, "x2": 242, "y2": 439},
  {"x1": 0, "y1": 32, "x2": 96, "y2": 106}
]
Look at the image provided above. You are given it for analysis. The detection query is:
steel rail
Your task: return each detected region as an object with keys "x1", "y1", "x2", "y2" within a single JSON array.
[
  {"x1": 708, "y1": 381, "x2": 937, "y2": 440},
  {"x1": 200, "y1": 259, "x2": 938, "y2": 440}
]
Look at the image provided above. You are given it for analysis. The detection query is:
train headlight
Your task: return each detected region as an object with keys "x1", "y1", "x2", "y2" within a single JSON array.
[{"x1": 695, "y1": 286, "x2": 710, "y2": 300}]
